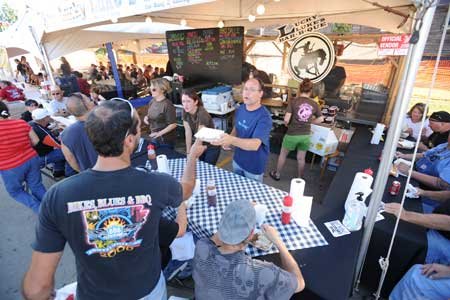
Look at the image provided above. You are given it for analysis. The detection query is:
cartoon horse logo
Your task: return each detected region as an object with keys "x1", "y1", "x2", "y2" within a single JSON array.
[{"x1": 292, "y1": 42, "x2": 327, "y2": 76}]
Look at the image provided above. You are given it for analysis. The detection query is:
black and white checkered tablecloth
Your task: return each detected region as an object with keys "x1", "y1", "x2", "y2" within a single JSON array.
[{"x1": 158, "y1": 158, "x2": 328, "y2": 257}]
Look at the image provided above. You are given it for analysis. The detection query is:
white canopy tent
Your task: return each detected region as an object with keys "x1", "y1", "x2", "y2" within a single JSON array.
[
  {"x1": 0, "y1": 1, "x2": 445, "y2": 299},
  {"x1": 44, "y1": 22, "x2": 187, "y2": 60},
  {"x1": 1, "y1": 1, "x2": 415, "y2": 63},
  {"x1": 130, "y1": 0, "x2": 414, "y2": 32}
]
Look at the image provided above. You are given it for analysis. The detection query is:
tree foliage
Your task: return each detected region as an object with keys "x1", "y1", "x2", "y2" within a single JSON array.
[{"x1": 0, "y1": 2, "x2": 18, "y2": 32}]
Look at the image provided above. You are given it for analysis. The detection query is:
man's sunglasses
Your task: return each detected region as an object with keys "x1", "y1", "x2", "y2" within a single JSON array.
[
  {"x1": 51, "y1": 92, "x2": 61, "y2": 95},
  {"x1": 110, "y1": 97, "x2": 135, "y2": 138}
]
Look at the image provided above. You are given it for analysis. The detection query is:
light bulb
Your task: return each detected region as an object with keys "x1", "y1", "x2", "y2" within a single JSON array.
[
  {"x1": 145, "y1": 16, "x2": 152, "y2": 24},
  {"x1": 180, "y1": 19, "x2": 187, "y2": 26},
  {"x1": 256, "y1": 4, "x2": 265, "y2": 15},
  {"x1": 111, "y1": 17, "x2": 118, "y2": 23},
  {"x1": 274, "y1": 0, "x2": 281, "y2": 2},
  {"x1": 218, "y1": 20, "x2": 224, "y2": 28},
  {"x1": 248, "y1": 14, "x2": 256, "y2": 22}
]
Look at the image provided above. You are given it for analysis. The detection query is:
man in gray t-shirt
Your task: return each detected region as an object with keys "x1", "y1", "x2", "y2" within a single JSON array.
[{"x1": 193, "y1": 200, "x2": 305, "y2": 300}]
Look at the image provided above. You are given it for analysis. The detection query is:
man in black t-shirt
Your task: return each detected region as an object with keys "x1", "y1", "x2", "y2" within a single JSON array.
[
  {"x1": 420, "y1": 111, "x2": 450, "y2": 151},
  {"x1": 15, "y1": 58, "x2": 27, "y2": 80},
  {"x1": 322, "y1": 62, "x2": 347, "y2": 97},
  {"x1": 22, "y1": 100, "x2": 205, "y2": 300}
]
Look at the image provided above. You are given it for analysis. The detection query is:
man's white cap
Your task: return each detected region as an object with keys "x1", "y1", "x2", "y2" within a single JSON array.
[{"x1": 32, "y1": 108, "x2": 51, "y2": 120}]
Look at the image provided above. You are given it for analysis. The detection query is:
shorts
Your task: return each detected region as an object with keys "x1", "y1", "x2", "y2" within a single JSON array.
[{"x1": 282, "y1": 134, "x2": 310, "y2": 151}]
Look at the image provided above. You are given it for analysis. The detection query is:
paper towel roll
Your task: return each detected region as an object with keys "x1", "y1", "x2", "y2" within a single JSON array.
[
  {"x1": 289, "y1": 179, "x2": 310, "y2": 227},
  {"x1": 344, "y1": 172, "x2": 373, "y2": 211},
  {"x1": 156, "y1": 155, "x2": 170, "y2": 174},
  {"x1": 289, "y1": 178, "x2": 305, "y2": 202}
]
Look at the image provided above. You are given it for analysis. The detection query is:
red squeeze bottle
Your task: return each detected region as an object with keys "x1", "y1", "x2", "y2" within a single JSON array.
[
  {"x1": 281, "y1": 195, "x2": 293, "y2": 225},
  {"x1": 364, "y1": 168, "x2": 374, "y2": 176},
  {"x1": 147, "y1": 144, "x2": 156, "y2": 160}
]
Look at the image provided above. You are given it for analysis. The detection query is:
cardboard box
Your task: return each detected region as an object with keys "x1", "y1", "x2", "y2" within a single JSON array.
[
  {"x1": 333, "y1": 127, "x2": 355, "y2": 152},
  {"x1": 309, "y1": 124, "x2": 338, "y2": 156}
]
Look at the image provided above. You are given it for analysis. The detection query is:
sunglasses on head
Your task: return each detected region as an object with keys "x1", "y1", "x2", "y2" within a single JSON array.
[{"x1": 110, "y1": 98, "x2": 135, "y2": 138}]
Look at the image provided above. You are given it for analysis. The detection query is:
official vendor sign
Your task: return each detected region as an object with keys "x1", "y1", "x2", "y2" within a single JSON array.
[{"x1": 287, "y1": 32, "x2": 335, "y2": 83}]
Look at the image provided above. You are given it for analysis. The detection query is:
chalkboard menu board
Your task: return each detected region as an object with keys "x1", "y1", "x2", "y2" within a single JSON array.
[{"x1": 166, "y1": 26, "x2": 244, "y2": 85}]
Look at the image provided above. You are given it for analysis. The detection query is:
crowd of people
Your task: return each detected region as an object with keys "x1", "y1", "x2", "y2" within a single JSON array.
[
  {"x1": 0, "y1": 71, "x2": 311, "y2": 299},
  {"x1": 0, "y1": 79, "x2": 306, "y2": 300},
  {"x1": 387, "y1": 109, "x2": 450, "y2": 299},
  {"x1": 12, "y1": 55, "x2": 169, "y2": 104},
  {"x1": 1, "y1": 54, "x2": 449, "y2": 299}
]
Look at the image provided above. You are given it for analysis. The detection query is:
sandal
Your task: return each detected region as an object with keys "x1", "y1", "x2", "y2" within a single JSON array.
[{"x1": 269, "y1": 170, "x2": 281, "y2": 181}]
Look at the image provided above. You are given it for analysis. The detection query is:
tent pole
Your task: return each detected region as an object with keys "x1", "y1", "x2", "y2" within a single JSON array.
[
  {"x1": 353, "y1": 0, "x2": 437, "y2": 294},
  {"x1": 40, "y1": 43, "x2": 55, "y2": 86},
  {"x1": 106, "y1": 42, "x2": 124, "y2": 99},
  {"x1": 28, "y1": 25, "x2": 55, "y2": 85}
]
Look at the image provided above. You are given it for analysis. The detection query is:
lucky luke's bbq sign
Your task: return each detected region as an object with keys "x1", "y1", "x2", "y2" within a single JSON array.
[{"x1": 277, "y1": 16, "x2": 327, "y2": 43}]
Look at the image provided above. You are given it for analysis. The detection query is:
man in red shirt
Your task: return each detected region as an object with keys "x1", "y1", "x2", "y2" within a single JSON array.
[
  {"x1": 0, "y1": 80, "x2": 25, "y2": 102},
  {"x1": 0, "y1": 102, "x2": 46, "y2": 213}
]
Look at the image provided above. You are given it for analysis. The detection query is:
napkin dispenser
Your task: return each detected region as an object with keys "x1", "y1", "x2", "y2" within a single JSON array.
[
  {"x1": 156, "y1": 155, "x2": 171, "y2": 174},
  {"x1": 370, "y1": 123, "x2": 385, "y2": 144}
]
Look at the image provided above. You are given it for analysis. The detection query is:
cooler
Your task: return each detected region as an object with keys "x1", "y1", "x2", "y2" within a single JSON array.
[{"x1": 201, "y1": 86, "x2": 232, "y2": 111}]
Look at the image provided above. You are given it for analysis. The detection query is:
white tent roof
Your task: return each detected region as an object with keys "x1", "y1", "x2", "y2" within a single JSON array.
[
  {"x1": 2, "y1": 0, "x2": 415, "y2": 61},
  {"x1": 135, "y1": 0, "x2": 414, "y2": 32},
  {"x1": 44, "y1": 22, "x2": 187, "y2": 60}
]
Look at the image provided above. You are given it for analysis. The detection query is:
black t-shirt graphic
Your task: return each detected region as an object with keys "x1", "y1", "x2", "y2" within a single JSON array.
[{"x1": 33, "y1": 167, "x2": 183, "y2": 300}]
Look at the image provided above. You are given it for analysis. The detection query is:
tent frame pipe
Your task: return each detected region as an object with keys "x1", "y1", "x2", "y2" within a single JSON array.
[
  {"x1": 354, "y1": 0, "x2": 437, "y2": 294},
  {"x1": 28, "y1": 25, "x2": 55, "y2": 85},
  {"x1": 40, "y1": 43, "x2": 55, "y2": 86},
  {"x1": 106, "y1": 42, "x2": 124, "y2": 99}
]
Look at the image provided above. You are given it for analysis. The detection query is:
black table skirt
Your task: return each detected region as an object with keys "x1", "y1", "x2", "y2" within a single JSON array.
[{"x1": 284, "y1": 126, "x2": 426, "y2": 300}]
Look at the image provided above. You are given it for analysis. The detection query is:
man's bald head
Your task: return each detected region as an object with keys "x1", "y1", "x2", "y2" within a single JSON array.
[{"x1": 67, "y1": 93, "x2": 95, "y2": 117}]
